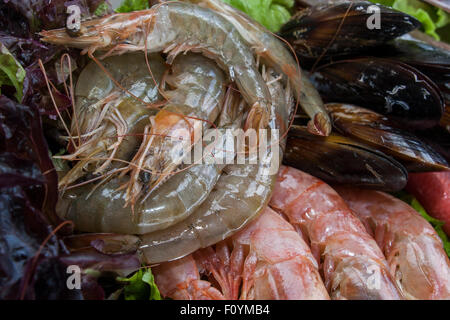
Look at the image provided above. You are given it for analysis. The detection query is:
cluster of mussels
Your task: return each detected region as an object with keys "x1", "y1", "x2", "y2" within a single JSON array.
[{"x1": 280, "y1": 0, "x2": 450, "y2": 192}]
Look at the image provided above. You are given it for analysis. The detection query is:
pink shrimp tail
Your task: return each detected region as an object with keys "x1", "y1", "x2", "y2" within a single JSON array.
[{"x1": 153, "y1": 255, "x2": 225, "y2": 300}]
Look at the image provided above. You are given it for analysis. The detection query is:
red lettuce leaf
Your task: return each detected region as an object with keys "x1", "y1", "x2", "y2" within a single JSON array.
[
  {"x1": 0, "y1": 2, "x2": 143, "y2": 300},
  {"x1": 0, "y1": 95, "x2": 76, "y2": 299},
  {"x1": 0, "y1": 1, "x2": 100, "y2": 115},
  {"x1": 0, "y1": 96, "x2": 142, "y2": 300},
  {"x1": 1, "y1": 0, "x2": 106, "y2": 34}
]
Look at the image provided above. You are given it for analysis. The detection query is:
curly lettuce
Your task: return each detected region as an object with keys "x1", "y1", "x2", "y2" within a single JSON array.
[
  {"x1": 95, "y1": 2, "x2": 111, "y2": 16},
  {"x1": 370, "y1": 0, "x2": 450, "y2": 41},
  {"x1": 0, "y1": 43, "x2": 25, "y2": 101},
  {"x1": 115, "y1": 0, "x2": 149, "y2": 13},
  {"x1": 117, "y1": 268, "x2": 162, "y2": 300},
  {"x1": 222, "y1": 0, "x2": 294, "y2": 32}
]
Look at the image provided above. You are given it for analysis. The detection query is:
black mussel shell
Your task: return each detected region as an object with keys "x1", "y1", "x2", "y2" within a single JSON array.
[
  {"x1": 378, "y1": 38, "x2": 450, "y2": 95},
  {"x1": 418, "y1": 125, "x2": 450, "y2": 163},
  {"x1": 441, "y1": 104, "x2": 450, "y2": 132},
  {"x1": 280, "y1": 1, "x2": 420, "y2": 59},
  {"x1": 310, "y1": 58, "x2": 445, "y2": 129},
  {"x1": 284, "y1": 125, "x2": 408, "y2": 191},
  {"x1": 327, "y1": 103, "x2": 449, "y2": 171}
]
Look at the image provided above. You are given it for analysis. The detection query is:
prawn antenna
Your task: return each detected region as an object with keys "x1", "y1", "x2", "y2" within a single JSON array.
[
  {"x1": 38, "y1": 59, "x2": 77, "y2": 150},
  {"x1": 310, "y1": 2, "x2": 353, "y2": 72},
  {"x1": 60, "y1": 53, "x2": 81, "y2": 148}
]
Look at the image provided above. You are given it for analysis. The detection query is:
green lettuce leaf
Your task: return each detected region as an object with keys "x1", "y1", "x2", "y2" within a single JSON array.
[
  {"x1": 222, "y1": 0, "x2": 294, "y2": 32},
  {"x1": 395, "y1": 191, "x2": 450, "y2": 258},
  {"x1": 0, "y1": 42, "x2": 26, "y2": 102},
  {"x1": 50, "y1": 148, "x2": 70, "y2": 174},
  {"x1": 117, "y1": 268, "x2": 162, "y2": 300},
  {"x1": 115, "y1": 0, "x2": 149, "y2": 13},
  {"x1": 370, "y1": 0, "x2": 450, "y2": 41},
  {"x1": 95, "y1": 2, "x2": 110, "y2": 16}
]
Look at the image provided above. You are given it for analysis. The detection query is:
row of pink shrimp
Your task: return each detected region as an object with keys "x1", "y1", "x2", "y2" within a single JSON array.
[{"x1": 153, "y1": 166, "x2": 450, "y2": 300}]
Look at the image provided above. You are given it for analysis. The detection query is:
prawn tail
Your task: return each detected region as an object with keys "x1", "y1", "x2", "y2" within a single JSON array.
[
  {"x1": 307, "y1": 112, "x2": 332, "y2": 137},
  {"x1": 244, "y1": 102, "x2": 269, "y2": 132},
  {"x1": 153, "y1": 255, "x2": 225, "y2": 300},
  {"x1": 194, "y1": 243, "x2": 244, "y2": 300}
]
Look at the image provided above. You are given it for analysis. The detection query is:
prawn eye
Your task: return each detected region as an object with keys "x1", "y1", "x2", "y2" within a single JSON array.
[{"x1": 139, "y1": 171, "x2": 151, "y2": 185}]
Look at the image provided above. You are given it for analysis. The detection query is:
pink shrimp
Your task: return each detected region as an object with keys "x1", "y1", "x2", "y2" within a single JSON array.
[
  {"x1": 153, "y1": 207, "x2": 330, "y2": 300},
  {"x1": 269, "y1": 166, "x2": 403, "y2": 300},
  {"x1": 335, "y1": 187, "x2": 450, "y2": 300}
]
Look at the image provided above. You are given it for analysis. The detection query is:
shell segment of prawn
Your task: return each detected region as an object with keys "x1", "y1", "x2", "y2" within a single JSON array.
[
  {"x1": 153, "y1": 207, "x2": 330, "y2": 300},
  {"x1": 137, "y1": 67, "x2": 294, "y2": 264},
  {"x1": 184, "y1": 0, "x2": 332, "y2": 136},
  {"x1": 335, "y1": 187, "x2": 450, "y2": 300},
  {"x1": 269, "y1": 166, "x2": 403, "y2": 300},
  {"x1": 39, "y1": 1, "x2": 272, "y2": 133}
]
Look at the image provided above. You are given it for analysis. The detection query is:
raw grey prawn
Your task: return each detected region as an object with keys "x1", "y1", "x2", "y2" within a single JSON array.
[
  {"x1": 43, "y1": 0, "x2": 296, "y2": 273},
  {"x1": 57, "y1": 81, "x2": 246, "y2": 235},
  {"x1": 119, "y1": 52, "x2": 227, "y2": 205},
  {"x1": 153, "y1": 207, "x2": 330, "y2": 300},
  {"x1": 39, "y1": 1, "x2": 272, "y2": 135},
  {"x1": 59, "y1": 66, "x2": 293, "y2": 262},
  {"x1": 57, "y1": 52, "x2": 232, "y2": 234},
  {"x1": 335, "y1": 187, "x2": 450, "y2": 300},
  {"x1": 57, "y1": 52, "x2": 166, "y2": 189},
  {"x1": 269, "y1": 166, "x2": 403, "y2": 300},
  {"x1": 137, "y1": 67, "x2": 294, "y2": 264}
]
